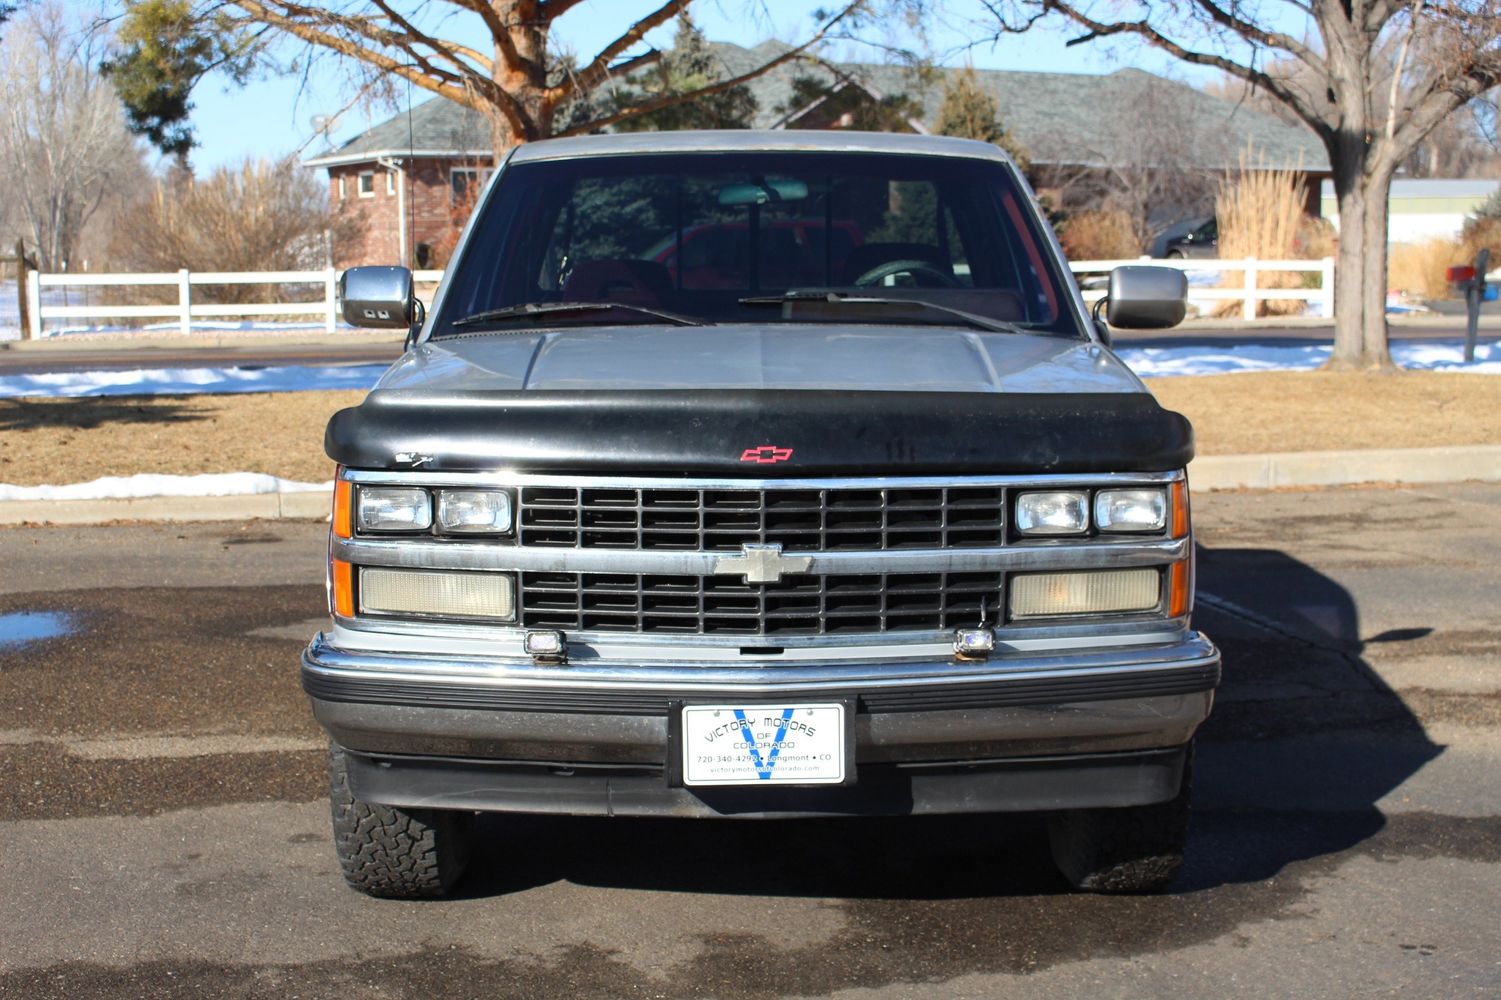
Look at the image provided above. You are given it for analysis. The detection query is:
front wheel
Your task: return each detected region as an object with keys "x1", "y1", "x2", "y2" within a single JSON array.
[
  {"x1": 1047, "y1": 745, "x2": 1192, "y2": 893},
  {"x1": 328, "y1": 742, "x2": 473, "y2": 898}
]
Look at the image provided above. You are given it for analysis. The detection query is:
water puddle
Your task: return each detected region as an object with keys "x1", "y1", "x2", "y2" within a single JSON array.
[{"x1": 0, "y1": 611, "x2": 75, "y2": 650}]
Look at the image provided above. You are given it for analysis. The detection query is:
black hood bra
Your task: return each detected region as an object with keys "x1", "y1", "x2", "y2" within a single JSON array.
[{"x1": 326, "y1": 390, "x2": 1193, "y2": 475}]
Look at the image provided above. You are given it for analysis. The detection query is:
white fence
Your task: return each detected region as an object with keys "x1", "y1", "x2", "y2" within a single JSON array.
[
  {"x1": 1068, "y1": 257, "x2": 1336, "y2": 321},
  {"x1": 19, "y1": 259, "x2": 1333, "y2": 338},
  {"x1": 22, "y1": 268, "x2": 445, "y2": 339}
]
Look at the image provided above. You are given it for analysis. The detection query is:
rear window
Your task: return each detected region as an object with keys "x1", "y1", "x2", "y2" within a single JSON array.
[{"x1": 433, "y1": 151, "x2": 1082, "y2": 338}]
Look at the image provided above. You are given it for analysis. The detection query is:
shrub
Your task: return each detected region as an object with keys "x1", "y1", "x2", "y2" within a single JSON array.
[
  {"x1": 1057, "y1": 209, "x2": 1138, "y2": 261},
  {"x1": 1389, "y1": 238, "x2": 1468, "y2": 301}
]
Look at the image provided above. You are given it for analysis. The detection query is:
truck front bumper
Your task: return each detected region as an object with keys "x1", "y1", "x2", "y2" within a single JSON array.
[{"x1": 301, "y1": 630, "x2": 1218, "y2": 817}]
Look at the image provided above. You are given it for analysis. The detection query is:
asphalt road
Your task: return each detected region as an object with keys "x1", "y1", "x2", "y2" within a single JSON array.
[
  {"x1": 0, "y1": 321, "x2": 1490, "y2": 374},
  {"x1": 1, "y1": 484, "x2": 1499, "y2": 998}
]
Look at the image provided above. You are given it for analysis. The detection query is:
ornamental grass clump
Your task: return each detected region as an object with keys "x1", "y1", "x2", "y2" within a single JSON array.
[{"x1": 1214, "y1": 149, "x2": 1309, "y2": 317}]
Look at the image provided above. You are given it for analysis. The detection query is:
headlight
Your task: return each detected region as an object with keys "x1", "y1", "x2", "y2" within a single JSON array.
[
  {"x1": 1015, "y1": 491, "x2": 1089, "y2": 535},
  {"x1": 437, "y1": 489, "x2": 513, "y2": 534},
  {"x1": 356, "y1": 487, "x2": 432, "y2": 532},
  {"x1": 359, "y1": 568, "x2": 515, "y2": 620},
  {"x1": 1094, "y1": 488, "x2": 1167, "y2": 532}
]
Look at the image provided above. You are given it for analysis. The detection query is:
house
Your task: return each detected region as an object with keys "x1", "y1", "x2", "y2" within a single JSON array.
[
  {"x1": 307, "y1": 42, "x2": 1330, "y2": 268},
  {"x1": 1320, "y1": 179, "x2": 1500, "y2": 244}
]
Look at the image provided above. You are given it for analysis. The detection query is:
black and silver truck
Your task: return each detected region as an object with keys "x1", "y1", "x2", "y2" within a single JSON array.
[{"x1": 305, "y1": 130, "x2": 1219, "y2": 898}]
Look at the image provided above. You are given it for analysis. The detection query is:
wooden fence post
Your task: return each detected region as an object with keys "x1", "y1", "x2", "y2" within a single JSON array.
[
  {"x1": 26, "y1": 269, "x2": 42, "y2": 340},
  {"x1": 324, "y1": 267, "x2": 338, "y2": 333},
  {"x1": 13, "y1": 240, "x2": 30, "y2": 340},
  {"x1": 1320, "y1": 257, "x2": 1336, "y2": 319}
]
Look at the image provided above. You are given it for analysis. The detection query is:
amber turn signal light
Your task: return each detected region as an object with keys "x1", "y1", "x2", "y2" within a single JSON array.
[
  {"x1": 1170, "y1": 479, "x2": 1189, "y2": 539},
  {"x1": 1168, "y1": 560, "x2": 1190, "y2": 618},
  {"x1": 330, "y1": 559, "x2": 355, "y2": 617},
  {"x1": 332, "y1": 476, "x2": 352, "y2": 539}
]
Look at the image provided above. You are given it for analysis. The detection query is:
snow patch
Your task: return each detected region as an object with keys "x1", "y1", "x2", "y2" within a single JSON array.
[
  {"x1": 1118, "y1": 337, "x2": 1501, "y2": 377},
  {"x1": 0, "y1": 363, "x2": 387, "y2": 398}
]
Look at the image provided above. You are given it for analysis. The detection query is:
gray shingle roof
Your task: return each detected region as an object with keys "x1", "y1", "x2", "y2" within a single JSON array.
[{"x1": 306, "y1": 41, "x2": 1329, "y2": 173}]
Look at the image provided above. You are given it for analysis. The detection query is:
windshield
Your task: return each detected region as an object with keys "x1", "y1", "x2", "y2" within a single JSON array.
[{"x1": 431, "y1": 151, "x2": 1083, "y2": 339}]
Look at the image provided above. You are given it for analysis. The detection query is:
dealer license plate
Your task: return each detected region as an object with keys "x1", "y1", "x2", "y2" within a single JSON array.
[{"x1": 681, "y1": 703, "x2": 846, "y2": 786}]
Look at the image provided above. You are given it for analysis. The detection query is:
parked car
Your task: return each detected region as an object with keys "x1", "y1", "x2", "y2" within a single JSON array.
[
  {"x1": 311, "y1": 130, "x2": 1219, "y2": 899},
  {"x1": 1162, "y1": 217, "x2": 1218, "y2": 259}
]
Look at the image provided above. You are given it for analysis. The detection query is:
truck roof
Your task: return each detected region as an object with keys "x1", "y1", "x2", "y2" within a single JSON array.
[{"x1": 507, "y1": 129, "x2": 1015, "y2": 165}]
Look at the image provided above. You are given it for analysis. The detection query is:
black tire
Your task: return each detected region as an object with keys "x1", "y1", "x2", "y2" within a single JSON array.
[
  {"x1": 1047, "y1": 746, "x2": 1192, "y2": 893},
  {"x1": 328, "y1": 742, "x2": 473, "y2": 899}
]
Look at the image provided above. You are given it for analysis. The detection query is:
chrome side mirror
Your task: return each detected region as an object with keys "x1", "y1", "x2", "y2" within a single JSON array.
[
  {"x1": 1105, "y1": 265, "x2": 1187, "y2": 330},
  {"x1": 340, "y1": 266, "x2": 415, "y2": 329}
]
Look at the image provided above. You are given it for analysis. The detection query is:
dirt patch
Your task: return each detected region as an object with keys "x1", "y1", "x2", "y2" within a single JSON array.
[
  {"x1": 0, "y1": 392, "x2": 364, "y2": 486},
  {"x1": 1146, "y1": 371, "x2": 1501, "y2": 456},
  {"x1": 0, "y1": 372, "x2": 1497, "y2": 486}
]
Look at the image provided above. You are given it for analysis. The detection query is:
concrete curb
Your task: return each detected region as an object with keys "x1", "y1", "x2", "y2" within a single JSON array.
[
  {"x1": 1189, "y1": 444, "x2": 1501, "y2": 491},
  {"x1": 2, "y1": 445, "x2": 1497, "y2": 525}
]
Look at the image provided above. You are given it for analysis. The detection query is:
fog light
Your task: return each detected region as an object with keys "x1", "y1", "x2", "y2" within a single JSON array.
[
  {"x1": 437, "y1": 489, "x2": 513, "y2": 534},
  {"x1": 1094, "y1": 488, "x2": 1167, "y2": 532},
  {"x1": 1009, "y1": 569, "x2": 1159, "y2": 618},
  {"x1": 359, "y1": 568, "x2": 515, "y2": 620},
  {"x1": 357, "y1": 487, "x2": 432, "y2": 533},
  {"x1": 953, "y1": 627, "x2": 995, "y2": 660},
  {"x1": 1015, "y1": 491, "x2": 1089, "y2": 535},
  {"x1": 524, "y1": 629, "x2": 566, "y2": 663}
]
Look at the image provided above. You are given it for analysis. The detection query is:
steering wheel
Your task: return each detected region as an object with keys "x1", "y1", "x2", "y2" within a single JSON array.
[{"x1": 853, "y1": 259, "x2": 962, "y2": 288}]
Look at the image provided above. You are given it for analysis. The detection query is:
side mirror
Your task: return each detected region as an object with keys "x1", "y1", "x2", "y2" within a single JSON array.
[
  {"x1": 1105, "y1": 265, "x2": 1187, "y2": 330},
  {"x1": 340, "y1": 266, "x2": 416, "y2": 329}
]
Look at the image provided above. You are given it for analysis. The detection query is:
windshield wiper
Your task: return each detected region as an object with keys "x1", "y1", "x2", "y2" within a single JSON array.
[
  {"x1": 739, "y1": 291, "x2": 1029, "y2": 335},
  {"x1": 451, "y1": 301, "x2": 708, "y2": 329}
]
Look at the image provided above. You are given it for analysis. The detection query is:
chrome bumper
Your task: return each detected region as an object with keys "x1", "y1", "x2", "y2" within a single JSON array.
[{"x1": 302, "y1": 631, "x2": 1219, "y2": 766}]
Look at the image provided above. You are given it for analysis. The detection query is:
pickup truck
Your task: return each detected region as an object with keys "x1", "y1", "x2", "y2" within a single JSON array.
[{"x1": 305, "y1": 130, "x2": 1219, "y2": 898}]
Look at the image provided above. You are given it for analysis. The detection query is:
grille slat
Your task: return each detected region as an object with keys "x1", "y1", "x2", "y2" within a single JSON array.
[
  {"x1": 519, "y1": 485, "x2": 1005, "y2": 552},
  {"x1": 520, "y1": 570, "x2": 1005, "y2": 636}
]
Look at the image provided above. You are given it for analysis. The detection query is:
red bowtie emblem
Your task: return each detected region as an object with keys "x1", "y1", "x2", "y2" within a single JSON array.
[{"x1": 740, "y1": 445, "x2": 794, "y2": 464}]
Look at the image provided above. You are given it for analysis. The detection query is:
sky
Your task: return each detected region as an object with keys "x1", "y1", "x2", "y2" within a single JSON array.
[{"x1": 185, "y1": 0, "x2": 1212, "y2": 174}]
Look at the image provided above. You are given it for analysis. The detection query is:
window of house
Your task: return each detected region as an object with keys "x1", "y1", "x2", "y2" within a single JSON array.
[
  {"x1": 387, "y1": 171, "x2": 396, "y2": 196},
  {"x1": 337, "y1": 176, "x2": 346, "y2": 199},
  {"x1": 357, "y1": 172, "x2": 375, "y2": 197},
  {"x1": 451, "y1": 167, "x2": 480, "y2": 205}
]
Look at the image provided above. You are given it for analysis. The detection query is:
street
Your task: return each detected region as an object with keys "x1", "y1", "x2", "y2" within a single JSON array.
[{"x1": 1, "y1": 483, "x2": 1499, "y2": 998}]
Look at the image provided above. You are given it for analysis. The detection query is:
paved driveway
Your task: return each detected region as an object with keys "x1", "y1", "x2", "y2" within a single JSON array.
[{"x1": 1, "y1": 484, "x2": 1498, "y2": 998}]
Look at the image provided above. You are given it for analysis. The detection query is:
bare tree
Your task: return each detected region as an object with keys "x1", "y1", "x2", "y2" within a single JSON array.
[
  {"x1": 0, "y1": 2, "x2": 141, "y2": 269},
  {"x1": 978, "y1": 0, "x2": 1501, "y2": 369},
  {"x1": 1028, "y1": 72, "x2": 1223, "y2": 252},
  {"x1": 108, "y1": 156, "x2": 360, "y2": 299},
  {"x1": 115, "y1": 0, "x2": 868, "y2": 157}
]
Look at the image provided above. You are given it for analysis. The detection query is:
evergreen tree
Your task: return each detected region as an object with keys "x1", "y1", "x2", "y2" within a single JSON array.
[
  {"x1": 935, "y1": 66, "x2": 1029, "y2": 172},
  {"x1": 612, "y1": 16, "x2": 757, "y2": 132}
]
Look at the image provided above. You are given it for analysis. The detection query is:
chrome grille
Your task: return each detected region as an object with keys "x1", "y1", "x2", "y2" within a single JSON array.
[
  {"x1": 519, "y1": 570, "x2": 1004, "y2": 636},
  {"x1": 518, "y1": 486, "x2": 1007, "y2": 551}
]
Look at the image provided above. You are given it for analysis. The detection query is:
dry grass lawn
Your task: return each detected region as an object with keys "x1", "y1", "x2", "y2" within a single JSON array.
[{"x1": 0, "y1": 372, "x2": 1497, "y2": 487}]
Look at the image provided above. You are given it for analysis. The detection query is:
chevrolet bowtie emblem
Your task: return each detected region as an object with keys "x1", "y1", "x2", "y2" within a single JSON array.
[{"x1": 713, "y1": 543, "x2": 813, "y2": 585}]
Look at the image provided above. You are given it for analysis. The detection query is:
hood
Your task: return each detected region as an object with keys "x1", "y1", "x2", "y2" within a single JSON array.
[
  {"x1": 325, "y1": 325, "x2": 1191, "y2": 476},
  {"x1": 374, "y1": 325, "x2": 1146, "y2": 395}
]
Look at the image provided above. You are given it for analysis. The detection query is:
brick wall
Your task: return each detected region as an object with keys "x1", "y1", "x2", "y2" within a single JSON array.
[{"x1": 327, "y1": 155, "x2": 496, "y2": 270}]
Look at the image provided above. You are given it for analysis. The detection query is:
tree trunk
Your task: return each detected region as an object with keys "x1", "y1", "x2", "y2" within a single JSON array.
[{"x1": 1327, "y1": 146, "x2": 1396, "y2": 370}]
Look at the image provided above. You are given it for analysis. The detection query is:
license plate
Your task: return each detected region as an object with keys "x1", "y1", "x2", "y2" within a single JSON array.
[{"x1": 680, "y1": 703, "x2": 847, "y2": 786}]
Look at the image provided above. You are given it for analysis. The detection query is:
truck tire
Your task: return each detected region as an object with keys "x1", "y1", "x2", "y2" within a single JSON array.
[
  {"x1": 327, "y1": 742, "x2": 473, "y2": 899},
  {"x1": 1047, "y1": 745, "x2": 1192, "y2": 893}
]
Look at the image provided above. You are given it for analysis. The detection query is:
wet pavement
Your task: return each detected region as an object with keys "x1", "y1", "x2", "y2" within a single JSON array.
[{"x1": 0, "y1": 485, "x2": 1499, "y2": 998}]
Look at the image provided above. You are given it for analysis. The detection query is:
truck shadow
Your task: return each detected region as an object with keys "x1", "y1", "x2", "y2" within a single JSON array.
[{"x1": 460, "y1": 544, "x2": 1440, "y2": 905}]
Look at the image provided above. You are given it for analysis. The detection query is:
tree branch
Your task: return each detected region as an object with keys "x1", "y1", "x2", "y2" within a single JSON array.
[
  {"x1": 1033, "y1": 1, "x2": 1333, "y2": 140},
  {"x1": 553, "y1": 0, "x2": 691, "y2": 102}
]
